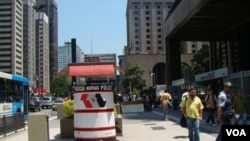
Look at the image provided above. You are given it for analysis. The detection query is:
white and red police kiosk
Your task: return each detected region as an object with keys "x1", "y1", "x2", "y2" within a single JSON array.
[{"x1": 67, "y1": 62, "x2": 117, "y2": 141}]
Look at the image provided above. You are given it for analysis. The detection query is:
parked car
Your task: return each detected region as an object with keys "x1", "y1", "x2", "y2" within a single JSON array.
[
  {"x1": 52, "y1": 98, "x2": 64, "y2": 111},
  {"x1": 41, "y1": 96, "x2": 53, "y2": 109},
  {"x1": 29, "y1": 99, "x2": 41, "y2": 112}
]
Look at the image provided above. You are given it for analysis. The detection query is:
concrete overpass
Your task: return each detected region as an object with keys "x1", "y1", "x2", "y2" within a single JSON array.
[{"x1": 164, "y1": 0, "x2": 250, "y2": 85}]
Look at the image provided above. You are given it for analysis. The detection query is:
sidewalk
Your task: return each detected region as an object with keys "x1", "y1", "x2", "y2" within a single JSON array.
[
  {"x1": 116, "y1": 111, "x2": 216, "y2": 141},
  {"x1": 1, "y1": 111, "x2": 216, "y2": 141}
]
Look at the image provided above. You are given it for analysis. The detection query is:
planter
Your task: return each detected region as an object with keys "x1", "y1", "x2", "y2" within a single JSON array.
[
  {"x1": 115, "y1": 115, "x2": 123, "y2": 136},
  {"x1": 121, "y1": 104, "x2": 144, "y2": 113},
  {"x1": 60, "y1": 117, "x2": 74, "y2": 138}
]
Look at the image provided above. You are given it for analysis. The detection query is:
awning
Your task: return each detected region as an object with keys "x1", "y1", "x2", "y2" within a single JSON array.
[{"x1": 68, "y1": 63, "x2": 115, "y2": 76}]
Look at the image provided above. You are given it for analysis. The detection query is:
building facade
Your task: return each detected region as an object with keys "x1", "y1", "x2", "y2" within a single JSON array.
[
  {"x1": 36, "y1": 0, "x2": 58, "y2": 84},
  {"x1": 23, "y1": 0, "x2": 36, "y2": 85},
  {"x1": 0, "y1": 0, "x2": 23, "y2": 75},
  {"x1": 125, "y1": 0, "x2": 175, "y2": 87},
  {"x1": 35, "y1": 12, "x2": 50, "y2": 93},
  {"x1": 58, "y1": 42, "x2": 84, "y2": 73}
]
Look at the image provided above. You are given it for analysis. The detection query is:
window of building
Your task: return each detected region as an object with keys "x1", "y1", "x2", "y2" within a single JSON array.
[
  {"x1": 135, "y1": 17, "x2": 138, "y2": 21},
  {"x1": 135, "y1": 35, "x2": 139, "y2": 39},
  {"x1": 146, "y1": 23, "x2": 150, "y2": 27},
  {"x1": 157, "y1": 17, "x2": 161, "y2": 21},
  {"x1": 146, "y1": 17, "x2": 150, "y2": 21},
  {"x1": 146, "y1": 29, "x2": 150, "y2": 33},
  {"x1": 168, "y1": 4, "x2": 172, "y2": 10},
  {"x1": 146, "y1": 34, "x2": 150, "y2": 38},
  {"x1": 135, "y1": 29, "x2": 139, "y2": 33},
  {"x1": 147, "y1": 40, "x2": 150, "y2": 44},
  {"x1": 134, "y1": 5, "x2": 138, "y2": 9},
  {"x1": 158, "y1": 34, "x2": 162, "y2": 38},
  {"x1": 145, "y1": 11, "x2": 150, "y2": 15},
  {"x1": 145, "y1": 5, "x2": 150, "y2": 9},
  {"x1": 192, "y1": 44, "x2": 196, "y2": 48},
  {"x1": 134, "y1": 10, "x2": 139, "y2": 15},
  {"x1": 156, "y1": 5, "x2": 161, "y2": 9},
  {"x1": 135, "y1": 47, "x2": 139, "y2": 51},
  {"x1": 192, "y1": 50, "x2": 196, "y2": 53},
  {"x1": 135, "y1": 23, "x2": 139, "y2": 27},
  {"x1": 158, "y1": 40, "x2": 162, "y2": 44},
  {"x1": 158, "y1": 46, "x2": 162, "y2": 50},
  {"x1": 157, "y1": 22, "x2": 161, "y2": 26},
  {"x1": 147, "y1": 46, "x2": 151, "y2": 50},
  {"x1": 158, "y1": 29, "x2": 161, "y2": 32},
  {"x1": 157, "y1": 11, "x2": 161, "y2": 15}
]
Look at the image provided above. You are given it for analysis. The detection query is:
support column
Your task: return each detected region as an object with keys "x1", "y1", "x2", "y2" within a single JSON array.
[{"x1": 165, "y1": 38, "x2": 181, "y2": 86}]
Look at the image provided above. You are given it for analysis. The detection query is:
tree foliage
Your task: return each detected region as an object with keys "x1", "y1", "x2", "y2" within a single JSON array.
[
  {"x1": 122, "y1": 64, "x2": 146, "y2": 94},
  {"x1": 50, "y1": 76, "x2": 71, "y2": 97},
  {"x1": 181, "y1": 45, "x2": 210, "y2": 82}
]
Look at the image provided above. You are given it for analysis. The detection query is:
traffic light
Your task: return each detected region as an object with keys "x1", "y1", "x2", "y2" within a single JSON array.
[{"x1": 72, "y1": 76, "x2": 76, "y2": 86}]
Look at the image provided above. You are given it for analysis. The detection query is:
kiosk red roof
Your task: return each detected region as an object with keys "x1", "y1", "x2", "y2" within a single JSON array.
[{"x1": 68, "y1": 63, "x2": 115, "y2": 76}]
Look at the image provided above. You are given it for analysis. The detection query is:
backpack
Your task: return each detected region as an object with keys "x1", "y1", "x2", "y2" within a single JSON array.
[{"x1": 206, "y1": 95, "x2": 216, "y2": 106}]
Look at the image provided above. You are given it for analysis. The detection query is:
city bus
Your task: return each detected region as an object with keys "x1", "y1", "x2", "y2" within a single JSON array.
[{"x1": 0, "y1": 71, "x2": 30, "y2": 118}]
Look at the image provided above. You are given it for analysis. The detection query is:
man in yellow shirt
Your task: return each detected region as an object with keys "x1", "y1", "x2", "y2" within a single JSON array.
[
  {"x1": 180, "y1": 87, "x2": 204, "y2": 141},
  {"x1": 160, "y1": 90, "x2": 172, "y2": 120}
]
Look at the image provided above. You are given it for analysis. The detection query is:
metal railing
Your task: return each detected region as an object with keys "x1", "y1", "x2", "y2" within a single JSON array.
[{"x1": 0, "y1": 113, "x2": 25, "y2": 137}]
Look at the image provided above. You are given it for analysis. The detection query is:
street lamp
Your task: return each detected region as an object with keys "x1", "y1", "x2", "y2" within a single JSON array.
[{"x1": 150, "y1": 72, "x2": 155, "y2": 87}]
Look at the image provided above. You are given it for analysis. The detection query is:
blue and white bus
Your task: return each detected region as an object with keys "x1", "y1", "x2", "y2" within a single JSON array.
[{"x1": 0, "y1": 71, "x2": 30, "y2": 118}]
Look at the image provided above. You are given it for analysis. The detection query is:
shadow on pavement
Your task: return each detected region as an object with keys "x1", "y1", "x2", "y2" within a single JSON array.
[
  {"x1": 173, "y1": 135, "x2": 188, "y2": 139},
  {"x1": 121, "y1": 112, "x2": 163, "y2": 121}
]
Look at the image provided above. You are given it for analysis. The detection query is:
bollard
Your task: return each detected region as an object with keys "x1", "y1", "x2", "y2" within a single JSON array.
[
  {"x1": 57, "y1": 104, "x2": 64, "y2": 119},
  {"x1": 28, "y1": 114, "x2": 49, "y2": 141}
]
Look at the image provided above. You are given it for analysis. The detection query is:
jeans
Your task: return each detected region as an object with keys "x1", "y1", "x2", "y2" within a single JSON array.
[
  {"x1": 186, "y1": 117, "x2": 200, "y2": 141},
  {"x1": 206, "y1": 107, "x2": 215, "y2": 124},
  {"x1": 234, "y1": 112, "x2": 247, "y2": 125}
]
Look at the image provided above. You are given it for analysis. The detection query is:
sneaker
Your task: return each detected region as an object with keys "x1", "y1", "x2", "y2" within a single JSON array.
[{"x1": 212, "y1": 124, "x2": 216, "y2": 127}]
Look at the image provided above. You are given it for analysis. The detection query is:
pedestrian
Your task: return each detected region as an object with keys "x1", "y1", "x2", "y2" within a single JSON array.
[
  {"x1": 172, "y1": 92, "x2": 179, "y2": 110},
  {"x1": 160, "y1": 90, "x2": 172, "y2": 120},
  {"x1": 216, "y1": 81, "x2": 234, "y2": 141},
  {"x1": 180, "y1": 87, "x2": 204, "y2": 141},
  {"x1": 205, "y1": 88, "x2": 217, "y2": 127},
  {"x1": 181, "y1": 89, "x2": 188, "y2": 100},
  {"x1": 233, "y1": 89, "x2": 248, "y2": 125}
]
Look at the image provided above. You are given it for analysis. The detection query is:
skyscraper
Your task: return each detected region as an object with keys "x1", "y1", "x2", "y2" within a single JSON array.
[
  {"x1": 35, "y1": 12, "x2": 50, "y2": 93},
  {"x1": 124, "y1": 0, "x2": 175, "y2": 87},
  {"x1": 58, "y1": 42, "x2": 84, "y2": 73},
  {"x1": 126, "y1": 0, "x2": 174, "y2": 55},
  {"x1": 23, "y1": 0, "x2": 36, "y2": 84},
  {"x1": 0, "y1": 0, "x2": 23, "y2": 75},
  {"x1": 35, "y1": 0, "x2": 58, "y2": 83}
]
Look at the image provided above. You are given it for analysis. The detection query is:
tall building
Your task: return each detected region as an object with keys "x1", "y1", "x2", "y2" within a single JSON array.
[
  {"x1": 23, "y1": 0, "x2": 36, "y2": 85},
  {"x1": 126, "y1": 0, "x2": 174, "y2": 55},
  {"x1": 35, "y1": 0, "x2": 58, "y2": 84},
  {"x1": 35, "y1": 12, "x2": 50, "y2": 93},
  {"x1": 0, "y1": 0, "x2": 23, "y2": 75},
  {"x1": 124, "y1": 0, "x2": 175, "y2": 87},
  {"x1": 180, "y1": 41, "x2": 209, "y2": 66},
  {"x1": 58, "y1": 42, "x2": 84, "y2": 73}
]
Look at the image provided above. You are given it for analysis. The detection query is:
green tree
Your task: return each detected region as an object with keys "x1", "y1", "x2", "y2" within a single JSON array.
[
  {"x1": 50, "y1": 76, "x2": 71, "y2": 97},
  {"x1": 181, "y1": 45, "x2": 210, "y2": 82},
  {"x1": 191, "y1": 45, "x2": 209, "y2": 72},
  {"x1": 181, "y1": 62, "x2": 203, "y2": 82},
  {"x1": 123, "y1": 64, "x2": 146, "y2": 94}
]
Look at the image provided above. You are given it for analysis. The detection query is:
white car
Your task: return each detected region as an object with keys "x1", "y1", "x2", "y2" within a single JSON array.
[
  {"x1": 52, "y1": 98, "x2": 64, "y2": 111},
  {"x1": 41, "y1": 96, "x2": 53, "y2": 109}
]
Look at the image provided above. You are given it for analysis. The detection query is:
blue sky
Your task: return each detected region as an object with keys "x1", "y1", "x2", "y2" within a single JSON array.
[{"x1": 58, "y1": 0, "x2": 127, "y2": 57}]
